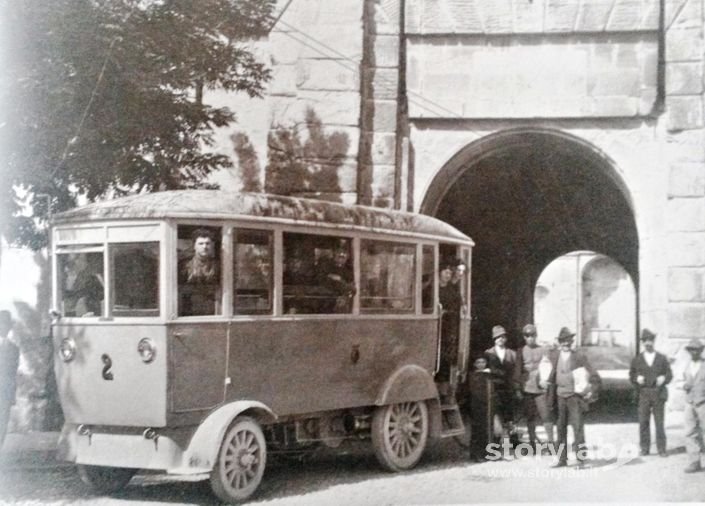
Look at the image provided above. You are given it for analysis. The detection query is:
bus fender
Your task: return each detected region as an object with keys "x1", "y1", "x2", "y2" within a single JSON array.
[
  {"x1": 175, "y1": 401, "x2": 276, "y2": 474},
  {"x1": 375, "y1": 364, "x2": 438, "y2": 406}
]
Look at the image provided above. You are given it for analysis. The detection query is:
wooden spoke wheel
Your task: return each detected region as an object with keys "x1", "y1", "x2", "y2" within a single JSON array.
[
  {"x1": 371, "y1": 400, "x2": 429, "y2": 472},
  {"x1": 210, "y1": 416, "x2": 267, "y2": 504},
  {"x1": 77, "y1": 464, "x2": 137, "y2": 494}
]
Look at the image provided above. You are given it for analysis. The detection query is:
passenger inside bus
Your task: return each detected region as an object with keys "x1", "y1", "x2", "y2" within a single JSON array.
[
  {"x1": 317, "y1": 240, "x2": 355, "y2": 313},
  {"x1": 61, "y1": 252, "x2": 104, "y2": 317},
  {"x1": 438, "y1": 259, "x2": 462, "y2": 381},
  {"x1": 233, "y1": 229, "x2": 273, "y2": 314},
  {"x1": 178, "y1": 227, "x2": 221, "y2": 316},
  {"x1": 283, "y1": 246, "x2": 316, "y2": 314}
]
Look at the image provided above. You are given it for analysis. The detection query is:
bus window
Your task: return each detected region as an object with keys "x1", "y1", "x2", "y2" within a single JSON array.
[
  {"x1": 177, "y1": 225, "x2": 222, "y2": 316},
  {"x1": 58, "y1": 248, "x2": 104, "y2": 317},
  {"x1": 233, "y1": 229, "x2": 273, "y2": 315},
  {"x1": 283, "y1": 233, "x2": 354, "y2": 314},
  {"x1": 360, "y1": 240, "x2": 416, "y2": 314},
  {"x1": 422, "y1": 245, "x2": 435, "y2": 314},
  {"x1": 110, "y1": 242, "x2": 159, "y2": 317}
]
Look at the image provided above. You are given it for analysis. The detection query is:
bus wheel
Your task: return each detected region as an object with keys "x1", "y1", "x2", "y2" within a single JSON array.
[
  {"x1": 77, "y1": 464, "x2": 136, "y2": 494},
  {"x1": 371, "y1": 400, "x2": 429, "y2": 472},
  {"x1": 210, "y1": 416, "x2": 266, "y2": 504}
]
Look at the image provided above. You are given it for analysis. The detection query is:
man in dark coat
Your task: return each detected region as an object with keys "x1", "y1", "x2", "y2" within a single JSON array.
[
  {"x1": 0, "y1": 311, "x2": 19, "y2": 448},
  {"x1": 629, "y1": 328, "x2": 672, "y2": 457},
  {"x1": 485, "y1": 325, "x2": 517, "y2": 431},
  {"x1": 548, "y1": 327, "x2": 601, "y2": 467}
]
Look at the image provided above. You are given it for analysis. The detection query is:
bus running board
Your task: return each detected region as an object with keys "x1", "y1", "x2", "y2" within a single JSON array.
[{"x1": 440, "y1": 403, "x2": 466, "y2": 438}]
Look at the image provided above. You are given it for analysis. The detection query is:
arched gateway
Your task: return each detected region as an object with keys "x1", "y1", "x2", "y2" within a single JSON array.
[{"x1": 420, "y1": 128, "x2": 639, "y2": 352}]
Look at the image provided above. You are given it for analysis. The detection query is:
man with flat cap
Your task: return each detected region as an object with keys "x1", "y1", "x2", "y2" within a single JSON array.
[
  {"x1": 514, "y1": 324, "x2": 554, "y2": 451},
  {"x1": 680, "y1": 337, "x2": 705, "y2": 473},
  {"x1": 547, "y1": 327, "x2": 601, "y2": 467},
  {"x1": 485, "y1": 325, "x2": 517, "y2": 432},
  {"x1": 629, "y1": 328, "x2": 672, "y2": 457}
]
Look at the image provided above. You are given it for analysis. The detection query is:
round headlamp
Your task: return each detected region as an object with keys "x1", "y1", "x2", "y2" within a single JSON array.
[
  {"x1": 137, "y1": 338, "x2": 157, "y2": 363},
  {"x1": 59, "y1": 338, "x2": 76, "y2": 362}
]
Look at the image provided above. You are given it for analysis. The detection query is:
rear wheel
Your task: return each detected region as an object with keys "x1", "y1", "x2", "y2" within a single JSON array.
[
  {"x1": 210, "y1": 416, "x2": 266, "y2": 504},
  {"x1": 77, "y1": 464, "x2": 136, "y2": 494},
  {"x1": 371, "y1": 400, "x2": 429, "y2": 471}
]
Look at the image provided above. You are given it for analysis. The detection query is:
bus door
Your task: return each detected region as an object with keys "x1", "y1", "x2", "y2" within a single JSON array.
[{"x1": 457, "y1": 247, "x2": 472, "y2": 382}]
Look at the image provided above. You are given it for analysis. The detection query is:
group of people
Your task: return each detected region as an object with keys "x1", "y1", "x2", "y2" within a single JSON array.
[
  {"x1": 472, "y1": 323, "x2": 599, "y2": 467},
  {"x1": 471, "y1": 323, "x2": 705, "y2": 473},
  {"x1": 282, "y1": 240, "x2": 355, "y2": 314}
]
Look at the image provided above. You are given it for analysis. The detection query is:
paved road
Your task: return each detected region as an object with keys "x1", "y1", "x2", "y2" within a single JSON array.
[{"x1": 0, "y1": 403, "x2": 703, "y2": 505}]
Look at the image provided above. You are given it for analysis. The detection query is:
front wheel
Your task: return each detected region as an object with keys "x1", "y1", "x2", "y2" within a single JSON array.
[
  {"x1": 77, "y1": 464, "x2": 137, "y2": 494},
  {"x1": 210, "y1": 416, "x2": 267, "y2": 504},
  {"x1": 371, "y1": 400, "x2": 429, "y2": 471}
]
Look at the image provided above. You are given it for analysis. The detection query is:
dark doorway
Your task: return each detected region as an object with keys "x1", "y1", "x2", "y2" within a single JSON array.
[{"x1": 421, "y1": 129, "x2": 638, "y2": 353}]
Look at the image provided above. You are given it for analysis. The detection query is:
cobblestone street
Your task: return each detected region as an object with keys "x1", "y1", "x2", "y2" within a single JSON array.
[{"x1": 1, "y1": 397, "x2": 703, "y2": 505}]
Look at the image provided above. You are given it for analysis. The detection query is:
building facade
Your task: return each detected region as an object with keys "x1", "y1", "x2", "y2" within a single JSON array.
[{"x1": 216, "y1": 0, "x2": 702, "y2": 361}]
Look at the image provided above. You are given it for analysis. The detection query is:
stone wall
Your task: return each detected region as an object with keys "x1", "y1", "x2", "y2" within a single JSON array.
[
  {"x1": 405, "y1": 0, "x2": 661, "y2": 119},
  {"x1": 664, "y1": 0, "x2": 705, "y2": 359},
  {"x1": 359, "y1": 0, "x2": 404, "y2": 208},
  {"x1": 404, "y1": 0, "x2": 705, "y2": 362},
  {"x1": 267, "y1": 0, "x2": 365, "y2": 203}
]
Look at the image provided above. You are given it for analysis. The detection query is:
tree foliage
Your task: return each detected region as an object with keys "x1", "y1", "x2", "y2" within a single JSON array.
[{"x1": 1, "y1": 0, "x2": 274, "y2": 248}]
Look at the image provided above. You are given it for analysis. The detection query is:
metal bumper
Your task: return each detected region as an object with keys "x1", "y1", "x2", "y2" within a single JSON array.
[{"x1": 58, "y1": 424, "x2": 207, "y2": 474}]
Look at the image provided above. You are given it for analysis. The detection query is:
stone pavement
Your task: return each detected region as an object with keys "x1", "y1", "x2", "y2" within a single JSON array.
[{"x1": 0, "y1": 408, "x2": 690, "y2": 471}]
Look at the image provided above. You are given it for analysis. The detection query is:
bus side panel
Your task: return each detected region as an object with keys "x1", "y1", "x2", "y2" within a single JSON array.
[
  {"x1": 224, "y1": 318, "x2": 438, "y2": 415},
  {"x1": 54, "y1": 324, "x2": 167, "y2": 427},
  {"x1": 167, "y1": 322, "x2": 228, "y2": 412}
]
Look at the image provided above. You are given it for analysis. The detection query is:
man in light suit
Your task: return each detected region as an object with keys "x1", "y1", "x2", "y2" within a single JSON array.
[
  {"x1": 681, "y1": 338, "x2": 705, "y2": 473},
  {"x1": 547, "y1": 327, "x2": 601, "y2": 468},
  {"x1": 629, "y1": 328, "x2": 673, "y2": 457}
]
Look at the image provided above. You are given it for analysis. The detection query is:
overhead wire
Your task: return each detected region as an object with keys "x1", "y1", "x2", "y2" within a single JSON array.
[{"x1": 275, "y1": 18, "x2": 484, "y2": 122}]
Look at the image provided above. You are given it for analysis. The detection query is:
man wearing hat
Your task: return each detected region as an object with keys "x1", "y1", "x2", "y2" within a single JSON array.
[
  {"x1": 514, "y1": 324, "x2": 554, "y2": 451},
  {"x1": 485, "y1": 325, "x2": 517, "y2": 432},
  {"x1": 547, "y1": 327, "x2": 601, "y2": 467},
  {"x1": 629, "y1": 329, "x2": 672, "y2": 457},
  {"x1": 681, "y1": 338, "x2": 705, "y2": 473}
]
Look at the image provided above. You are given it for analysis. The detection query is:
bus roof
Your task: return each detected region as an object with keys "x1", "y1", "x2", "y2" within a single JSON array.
[{"x1": 53, "y1": 190, "x2": 474, "y2": 244}]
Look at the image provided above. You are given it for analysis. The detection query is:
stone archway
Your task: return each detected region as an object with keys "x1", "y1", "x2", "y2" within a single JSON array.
[{"x1": 420, "y1": 128, "x2": 638, "y2": 351}]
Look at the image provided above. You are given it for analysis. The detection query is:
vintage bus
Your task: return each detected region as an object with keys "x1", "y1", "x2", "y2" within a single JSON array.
[{"x1": 50, "y1": 190, "x2": 474, "y2": 503}]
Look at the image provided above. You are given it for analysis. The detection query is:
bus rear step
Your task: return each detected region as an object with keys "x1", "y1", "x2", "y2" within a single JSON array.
[{"x1": 440, "y1": 403, "x2": 466, "y2": 438}]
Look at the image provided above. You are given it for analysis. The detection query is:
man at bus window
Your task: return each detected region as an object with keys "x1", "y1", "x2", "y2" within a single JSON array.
[
  {"x1": 452, "y1": 259, "x2": 467, "y2": 289},
  {"x1": 283, "y1": 248, "x2": 315, "y2": 314},
  {"x1": 438, "y1": 261, "x2": 461, "y2": 382},
  {"x1": 64, "y1": 253, "x2": 104, "y2": 317},
  {"x1": 0, "y1": 310, "x2": 19, "y2": 448},
  {"x1": 317, "y1": 241, "x2": 355, "y2": 313},
  {"x1": 179, "y1": 228, "x2": 221, "y2": 316}
]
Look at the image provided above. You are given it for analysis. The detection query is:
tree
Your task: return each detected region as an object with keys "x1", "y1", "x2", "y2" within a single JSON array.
[{"x1": 1, "y1": 0, "x2": 274, "y2": 248}]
